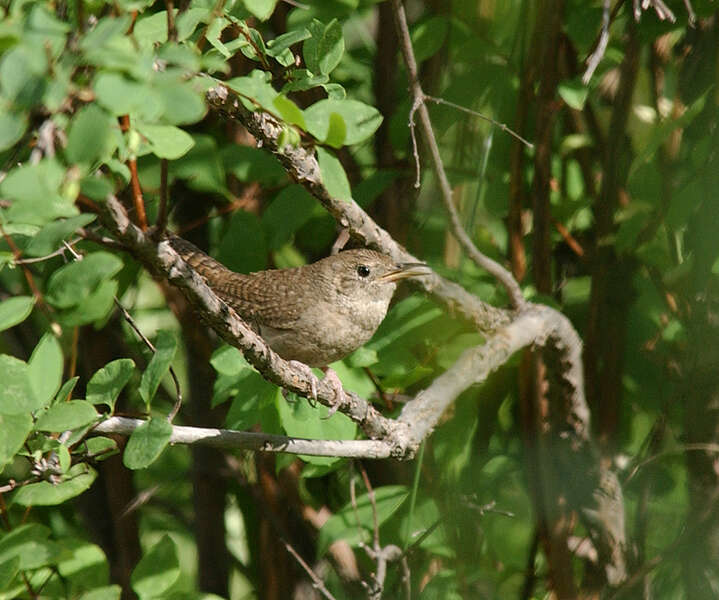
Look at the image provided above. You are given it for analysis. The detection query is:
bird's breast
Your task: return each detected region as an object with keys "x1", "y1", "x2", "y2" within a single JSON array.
[{"x1": 259, "y1": 295, "x2": 391, "y2": 366}]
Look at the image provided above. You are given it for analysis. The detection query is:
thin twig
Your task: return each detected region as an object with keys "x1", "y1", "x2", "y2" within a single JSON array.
[
  {"x1": 359, "y1": 463, "x2": 380, "y2": 552},
  {"x1": 424, "y1": 96, "x2": 534, "y2": 149},
  {"x1": 282, "y1": 538, "x2": 338, "y2": 600},
  {"x1": 120, "y1": 115, "x2": 148, "y2": 231},
  {"x1": 583, "y1": 0, "x2": 611, "y2": 84},
  {"x1": 682, "y1": 0, "x2": 696, "y2": 25},
  {"x1": 390, "y1": 0, "x2": 525, "y2": 308},
  {"x1": 113, "y1": 298, "x2": 183, "y2": 421},
  {"x1": 408, "y1": 96, "x2": 423, "y2": 189},
  {"x1": 11, "y1": 239, "x2": 78, "y2": 264},
  {"x1": 0, "y1": 223, "x2": 45, "y2": 303},
  {"x1": 165, "y1": 0, "x2": 177, "y2": 42}
]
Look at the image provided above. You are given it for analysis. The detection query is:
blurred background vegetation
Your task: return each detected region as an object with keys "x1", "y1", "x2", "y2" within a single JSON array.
[{"x1": 0, "y1": 0, "x2": 718, "y2": 598}]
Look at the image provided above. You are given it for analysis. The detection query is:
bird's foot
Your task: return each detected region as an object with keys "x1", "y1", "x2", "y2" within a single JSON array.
[
  {"x1": 288, "y1": 360, "x2": 319, "y2": 406},
  {"x1": 321, "y1": 367, "x2": 347, "y2": 419},
  {"x1": 286, "y1": 362, "x2": 346, "y2": 416}
]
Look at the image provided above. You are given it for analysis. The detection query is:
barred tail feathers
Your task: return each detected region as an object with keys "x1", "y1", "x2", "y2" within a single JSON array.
[{"x1": 167, "y1": 235, "x2": 229, "y2": 284}]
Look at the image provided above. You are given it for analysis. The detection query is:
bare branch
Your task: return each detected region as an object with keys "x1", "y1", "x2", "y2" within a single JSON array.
[
  {"x1": 583, "y1": 0, "x2": 611, "y2": 84},
  {"x1": 282, "y1": 538, "x2": 338, "y2": 600},
  {"x1": 93, "y1": 416, "x2": 393, "y2": 459}
]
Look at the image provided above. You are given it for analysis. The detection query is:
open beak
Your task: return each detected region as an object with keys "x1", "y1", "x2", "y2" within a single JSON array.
[{"x1": 377, "y1": 262, "x2": 431, "y2": 283}]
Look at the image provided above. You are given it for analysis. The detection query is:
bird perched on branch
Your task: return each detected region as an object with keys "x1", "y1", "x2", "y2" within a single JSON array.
[{"x1": 169, "y1": 236, "x2": 429, "y2": 408}]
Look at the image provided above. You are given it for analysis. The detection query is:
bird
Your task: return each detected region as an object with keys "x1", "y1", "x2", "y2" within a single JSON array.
[{"x1": 168, "y1": 236, "x2": 429, "y2": 408}]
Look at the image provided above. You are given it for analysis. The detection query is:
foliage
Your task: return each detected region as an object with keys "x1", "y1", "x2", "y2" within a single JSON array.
[{"x1": 0, "y1": 0, "x2": 718, "y2": 598}]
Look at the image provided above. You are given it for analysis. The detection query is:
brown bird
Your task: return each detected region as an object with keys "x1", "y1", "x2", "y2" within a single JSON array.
[{"x1": 169, "y1": 236, "x2": 429, "y2": 407}]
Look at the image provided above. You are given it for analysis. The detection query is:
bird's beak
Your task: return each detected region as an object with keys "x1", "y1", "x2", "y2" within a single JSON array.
[{"x1": 377, "y1": 262, "x2": 431, "y2": 283}]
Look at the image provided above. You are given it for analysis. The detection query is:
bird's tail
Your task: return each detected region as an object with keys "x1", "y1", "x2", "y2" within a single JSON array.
[{"x1": 167, "y1": 235, "x2": 229, "y2": 284}]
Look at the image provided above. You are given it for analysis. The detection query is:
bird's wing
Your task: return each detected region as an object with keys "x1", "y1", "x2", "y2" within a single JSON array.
[{"x1": 213, "y1": 269, "x2": 307, "y2": 330}]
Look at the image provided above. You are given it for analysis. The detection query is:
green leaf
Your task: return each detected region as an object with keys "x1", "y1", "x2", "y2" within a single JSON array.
[
  {"x1": 242, "y1": 0, "x2": 278, "y2": 21},
  {"x1": 0, "y1": 556, "x2": 20, "y2": 591},
  {"x1": 558, "y1": 78, "x2": 589, "y2": 110},
  {"x1": 272, "y1": 94, "x2": 306, "y2": 129},
  {"x1": 0, "y1": 111, "x2": 28, "y2": 152},
  {"x1": 304, "y1": 99, "x2": 382, "y2": 146},
  {"x1": 78, "y1": 585, "x2": 122, "y2": 600},
  {"x1": 86, "y1": 359, "x2": 135, "y2": 410},
  {"x1": 54, "y1": 376, "x2": 79, "y2": 403},
  {"x1": 0, "y1": 355, "x2": 38, "y2": 415},
  {"x1": 123, "y1": 418, "x2": 172, "y2": 470},
  {"x1": 281, "y1": 69, "x2": 329, "y2": 94},
  {"x1": 131, "y1": 535, "x2": 180, "y2": 599},
  {"x1": 171, "y1": 134, "x2": 227, "y2": 193},
  {"x1": 35, "y1": 400, "x2": 99, "y2": 432},
  {"x1": 226, "y1": 70, "x2": 278, "y2": 111},
  {"x1": 318, "y1": 486, "x2": 409, "y2": 556},
  {"x1": 210, "y1": 345, "x2": 252, "y2": 377},
  {"x1": 0, "y1": 524, "x2": 57, "y2": 570},
  {"x1": 176, "y1": 8, "x2": 208, "y2": 41},
  {"x1": 261, "y1": 185, "x2": 316, "y2": 250},
  {"x1": 24, "y1": 214, "x2": 96, "y2": 258},
  {"x1": 221, "y1": 145, "x2": 286, "y2": 185},
  {"x1": 57, "y1": 538, "x2": 110, "y2": 591},
  {"x1": 28, "y1": 333, "x2": 63, "y2": 408},
  {"x1": 137, "y1": 123, "x2": 195, "y2": 160},
  {"x1": 217, "y1": 210, "x2": 268, "y2": 273},
  {"x1": 0, "y1": 159, "x2": 77, "y2": 226},
  {"x1": 0, "y1": 413, "x2": 33, "y2": 471},
  {"x1": 139, "y1": 331, "x2": 177, "y2": 407},
  {"x1": 94, "y1": 73, "x2": 161, "y2": 119},
  {"x1": 66, "y1": 104, "x2": 115, "y2": 165},
  {"x1": 134, "y1": 10, "x2": 170, "y2": 45},
  {"x1": 154, "y1": 79, "x2": 207, "y2": 126},
  {"x1": 12, "y1": 464, "x2": 96, "y2": 506},
  {"x1": 411, "y1": 16, "x2": 449, "y2": 63},
  {"x1": 83, "y1": 437, "x2": 119, "y2": 461},
  {"x1": 58, "y1": 278, "x2": 118, "y2": 326},
  {"x1": 323, "y1": 112, "x2": 346, "y2": 148},
  {"x1": 0, "y1": 296, "x2": 35, "y2": 333},
  {"x1": 317, "y1": 147, "x2": 351, "y2": 201},
  {"x1": 0, "y1": 45, "x2": 47, "y2": 108},
  {"x1": 277, "y1": 393, "x2": 356, "y2": 466},
  {"x1": 303, "y1": 19, "x2": 344, "y2": 76},
  {"x1": 266, "y1": 28, "x2": 311, "y2": 56},
  {"x1": 347, "y1": 346, "x2": 378, "y2": 368},
  {"x1": 224, "y1": 371, "x2": 278, "y2": 426},
  {"x1": 45, "y1": 251, "x2": 123, "y2": 309}
]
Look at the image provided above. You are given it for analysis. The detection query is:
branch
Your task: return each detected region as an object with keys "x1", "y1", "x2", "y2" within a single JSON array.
[
  {"x1": 93, "y1": 416, "x2": 392, "y2": 459},
  {"x1": 97, "y1": 194, "x2": 400, "y2": 442},
  {"x1": 204, "y1": 83, "x2": 511, "y2": 336},
  {"x1": 389, "y1": 0, "x2": 525, "y2": 309}
]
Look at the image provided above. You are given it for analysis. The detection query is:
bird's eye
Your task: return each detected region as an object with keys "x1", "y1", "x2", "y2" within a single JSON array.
[{"x1": 357, "y1": 265, "x2": 371, "y2": 278}]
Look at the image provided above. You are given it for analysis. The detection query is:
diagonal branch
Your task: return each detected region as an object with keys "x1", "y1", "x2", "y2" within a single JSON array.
[
  {"x1": 389, "y1": 0, "x2": 525, "y2": 309},
  {"x1": 97, "y1": 194, "x2": 400, "y2": 442},
  {"x1": 204, "y1": 83, "x2": 511, "y2": 336}
]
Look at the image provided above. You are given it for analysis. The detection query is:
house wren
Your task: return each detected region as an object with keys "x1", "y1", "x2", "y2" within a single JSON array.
[{"x1": 169, "y1": 237, "x2": 429, "y2": 367}]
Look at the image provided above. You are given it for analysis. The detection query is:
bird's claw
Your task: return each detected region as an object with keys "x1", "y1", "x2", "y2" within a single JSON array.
[
  {"x1": 321, "y1": 368, "x2": 346, "y2": 419},
  {"x1": 288, "y1": 360, "x2": 319, "y2": 407}
]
